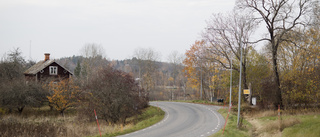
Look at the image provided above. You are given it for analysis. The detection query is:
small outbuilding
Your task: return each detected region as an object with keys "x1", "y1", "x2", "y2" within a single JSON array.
[{"x1": 24, "y1": 53, "x2": 73, "y2": 82}]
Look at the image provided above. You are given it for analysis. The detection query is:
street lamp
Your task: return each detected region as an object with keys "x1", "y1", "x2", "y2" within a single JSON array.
[
  {"x1": 200, "y1": 64, "x2": 203, "y2": 100},
  {"x1": 229, "y1": 58, "x2": 232, "y2": 107},
  {"x1": 225, "y1": 58, "x2": 233, "y2": 108},
  {"x1": 237, "y1": 38, "x2": 243, "y2": 127}
]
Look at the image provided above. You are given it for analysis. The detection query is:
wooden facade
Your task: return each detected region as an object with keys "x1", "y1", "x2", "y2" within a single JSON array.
[{"x1": 24, "y1": 54, "x2": 73, "y2": 82}]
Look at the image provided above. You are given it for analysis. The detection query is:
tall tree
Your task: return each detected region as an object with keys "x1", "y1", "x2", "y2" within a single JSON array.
[
  {"x1": 167, "y1": 50, "x2": 184, "y2": 87},
  {"x1": 236, "y1": 0, "x2": 313, "y2": 107},
  {"x1": 79, "y1": 43, "x2": 108, "y2": 83},
  {"x1": 184, "y1": 40, "x2": 217, "y2": 99},
  {"x1": 74, "y1": 60, "x2": 81, "y2": 77},
  {"x1": 183, "y1": 40, "x2": 204, "y2": 90},
  {"x1": 133, "y1": 47, "x2": 160, "y2": 93},
  {"x1": 203, "y1": 11, "x2": 257, "y2": 90}
]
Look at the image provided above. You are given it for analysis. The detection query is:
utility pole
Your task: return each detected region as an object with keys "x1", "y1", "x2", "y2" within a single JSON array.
[
  {"x1": 200, "y1": 65, "x2": 203, "y2": 100},
  {"x1": 229, "y1": 57, "x2": 232, "y2": 107},
  {"x1": 29, "y1": 40, "x2": 32, "y2": 60},
  {"x1": 237, "y1": 37, "x2": 243, "y2": 127},
  {"x1": 139, "y1": 66, "x2": 141, "y2": 97}
]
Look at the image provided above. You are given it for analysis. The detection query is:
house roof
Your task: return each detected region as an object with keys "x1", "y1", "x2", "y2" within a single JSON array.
[{"x1": 24, "y1": 60, "x2": 73, "y2": 75}]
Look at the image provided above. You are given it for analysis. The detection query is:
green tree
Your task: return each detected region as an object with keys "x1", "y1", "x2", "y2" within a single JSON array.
[{"x1": 74, "y1": 60, "x2": 81, "y2": 77}]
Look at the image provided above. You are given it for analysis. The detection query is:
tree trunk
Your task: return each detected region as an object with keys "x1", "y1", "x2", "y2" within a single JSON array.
[
  {"x1": 242, "y1": 63, "x2": 248, "y2": 89},
  {"x1": 60, "y1": 110, "x2": 64, "y2": 116},
  {"x1": 272, "y1": 49, "x2": 283, "y2": 109},
  {"x1": 17, "y1": 106, "x2": 24, "y2": 115}
]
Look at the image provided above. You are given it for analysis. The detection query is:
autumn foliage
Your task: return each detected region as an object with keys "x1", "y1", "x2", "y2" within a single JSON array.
[
  {"x1": 46, "y1": 79, "x2": 81, "y2": 116},
  {"x1": 183, "y1": 40, "x2": 203, "y2": 89},
  {"x1": 184, "y1": 26, "x2": 320, "y2": 109}
]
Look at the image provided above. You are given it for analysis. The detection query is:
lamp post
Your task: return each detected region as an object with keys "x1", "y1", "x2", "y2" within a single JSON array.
[
  {"x1": 229, "y1": 58, "x2": 232, "y2": 107},
  {"x1": 237, "y1": 37, "x2": 243, "y2": 127}
]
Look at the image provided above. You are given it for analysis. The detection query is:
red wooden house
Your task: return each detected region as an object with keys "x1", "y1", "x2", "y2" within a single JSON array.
[{"x1": 24, "y1": 53, "x2": 73, "y2": 82}]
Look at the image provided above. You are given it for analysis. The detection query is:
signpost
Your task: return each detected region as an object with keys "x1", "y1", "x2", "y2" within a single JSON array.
[
  {"x1": 243, "y1": 89, "x2": 250, "y2": 95},
  {"x1": 94, "y1": 109, "x2": 102, "y2": 137},
  {"x1": 252, "y1": 97, "x2": 256, "y2": 106}
]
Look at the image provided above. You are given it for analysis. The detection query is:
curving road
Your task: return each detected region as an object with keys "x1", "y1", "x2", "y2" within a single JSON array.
[{"x1": 119, "y1": 102, "x2": 225, "y2": 137}]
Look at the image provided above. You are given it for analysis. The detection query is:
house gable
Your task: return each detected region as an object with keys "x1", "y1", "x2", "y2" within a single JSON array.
[
  {"x1": 24, "y1": 53, "x2": 73, "y2": 82},
  {"x1": 36, "y1": 62, "x2": 72, "y2": 81}
]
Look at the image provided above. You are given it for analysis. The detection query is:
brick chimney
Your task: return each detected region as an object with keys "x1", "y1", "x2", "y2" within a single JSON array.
[{"x1": 44, "y1": 53, "x2": 50, "y2": 61}]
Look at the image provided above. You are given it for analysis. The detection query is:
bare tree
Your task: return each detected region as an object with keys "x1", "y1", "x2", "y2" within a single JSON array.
[
  {"x1": 167, "y1": 51, "x2": 184, "y2": 85},
  {"x1": 86, "y1": 67, "x2": 148, "y2": 124},
  {"x1": 80, "y1": 43, "x2": 106, "y2": 59},
  {"x1": 0, "y1": 49, "x2": 48, "y2": 114},
  {"x1": 236, "y1": 0, "x2": 313, "y2": 107},
  {"x1": 203, "y1": 11, "x2": 257, "y2": 90},
  {"x1": 79, "y1": 43, "x2": 108, "y2": 82},
  {"x1": 133, "y1": 48, "x2": 161, "y2": 93},
  {"x1": 167, "y1": 51, "x2": 184, "y2": 100}
]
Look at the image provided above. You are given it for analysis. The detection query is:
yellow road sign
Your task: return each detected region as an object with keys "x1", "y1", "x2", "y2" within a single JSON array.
[{"x1": 244, "y1": 89, "x2": 250, "y2": 95}]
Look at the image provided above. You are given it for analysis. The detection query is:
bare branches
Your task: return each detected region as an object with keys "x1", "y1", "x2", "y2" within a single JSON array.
[
  {"x1": 202, "y1": 11, "x2": 256, "y2": 71},
  {"x1": 236, "y1": 0, "x2": 313, "y2": 107}
]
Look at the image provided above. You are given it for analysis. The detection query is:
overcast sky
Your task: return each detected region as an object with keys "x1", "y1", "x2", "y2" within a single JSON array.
[{"x1": 0, "y1": 0, "x2": 235, "y2": 62}]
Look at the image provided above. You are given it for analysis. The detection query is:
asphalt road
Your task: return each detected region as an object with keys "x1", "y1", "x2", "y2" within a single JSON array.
[{"x1": 119, "y1": 102, "x2": 225, "y2": 137}]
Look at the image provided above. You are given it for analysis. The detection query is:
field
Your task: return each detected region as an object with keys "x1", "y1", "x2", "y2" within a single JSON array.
[{"x1": 0, "y1": 105, "x2": 164, "y2": 137}]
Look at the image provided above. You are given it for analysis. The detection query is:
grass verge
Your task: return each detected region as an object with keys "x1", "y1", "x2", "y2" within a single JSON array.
[
  {"x1": 211, "y1": 108, "x2": 251, "y2": 137},
  {"x1": 100, "y1": 105, "x2": 165, "y2": 137},
  {"x1": 282, "y1": 114, "x2": 320, "y2": 137},
  {"x1": 244, "y1": 108, "x2": 320, "y2": 137},
  {"x1": 255, "y1": 114, "x2": 320, "y2": 137}
]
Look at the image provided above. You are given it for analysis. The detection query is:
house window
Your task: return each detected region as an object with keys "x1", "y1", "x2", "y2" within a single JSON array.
[{"x1": 49, "y1": 66, "x2": 58, "y2": 75}]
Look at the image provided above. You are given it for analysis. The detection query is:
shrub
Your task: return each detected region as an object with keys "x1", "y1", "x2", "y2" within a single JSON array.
[{"x1": 84, "y1": 67, "x2": 148, "y2": 124}]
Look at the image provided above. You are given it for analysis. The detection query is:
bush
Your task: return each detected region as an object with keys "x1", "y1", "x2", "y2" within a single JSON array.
[
  {"x1": 0, "y1": 79, "x2": 48, "y2": 114},
  {"x1": 84, "y1": 67, "x2": 148, "y2": 124}
]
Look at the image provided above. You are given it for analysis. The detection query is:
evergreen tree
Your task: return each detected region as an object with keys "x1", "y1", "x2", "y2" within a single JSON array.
[{"x1": 74, "y1": 60, "x2": 81, "y2": 77}]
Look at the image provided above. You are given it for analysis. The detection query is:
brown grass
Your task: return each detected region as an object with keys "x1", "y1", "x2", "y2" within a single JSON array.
[
  {"x1": 0, "y1": 105, "x2": 165, "y2": 137},
  {"x1": 0, "y1": 114, "x2": 144, "y2": 137},
  {"x1": 0, "y1": 115, "x2": 96, "y2": 137},
  {"x1": 244, "y1": 105, "x2": 320, "y2": 118},
  {"x1": 262, "y1": 117, "x2": 301, "y2": 132},
  {"x1": 250, "y1": 110, "x2": 277, "y2": 118},
  {"x1": 244, "y1": 106, "x2": 314, "y2": 137},
  {"x1": 0, "y1": 106, "x2": 142, "y2": 137}
]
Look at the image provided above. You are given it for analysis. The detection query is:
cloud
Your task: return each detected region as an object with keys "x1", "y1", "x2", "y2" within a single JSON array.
[{"x1": 0, "y1": 0, "x2": 235, "y2": 61}]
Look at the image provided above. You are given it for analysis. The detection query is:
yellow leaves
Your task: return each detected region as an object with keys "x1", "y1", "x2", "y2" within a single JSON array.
[
  {"x1": 183, "y1": 40, "x2": 207, "y2": 89},
  {"x1": 46, "y1": 79, "x2": 81, "y2": 113}
]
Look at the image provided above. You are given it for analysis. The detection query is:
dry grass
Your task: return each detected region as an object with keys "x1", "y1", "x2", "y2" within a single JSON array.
[
  {"x1": 248, "y1": 110, "x2": 277, "y2": 118},
  {"x1": 0, "y1": 105, "x2": 164, "y2": 137},
  {"x1": 247, "y1": 115, "x2": 301, "y2": 137},
  {"x1": 261, "y1": 117, "x2": 301, "y2": 132},
  {"x1": 0, "y1": 115, "x2": 134, "y2": 137},
  {"x1": 0, "y1": 114, "x2": 102, "y2": 137},
  {"x1": 243, "y1": 106, "x2": 316, "y2": 137}
]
